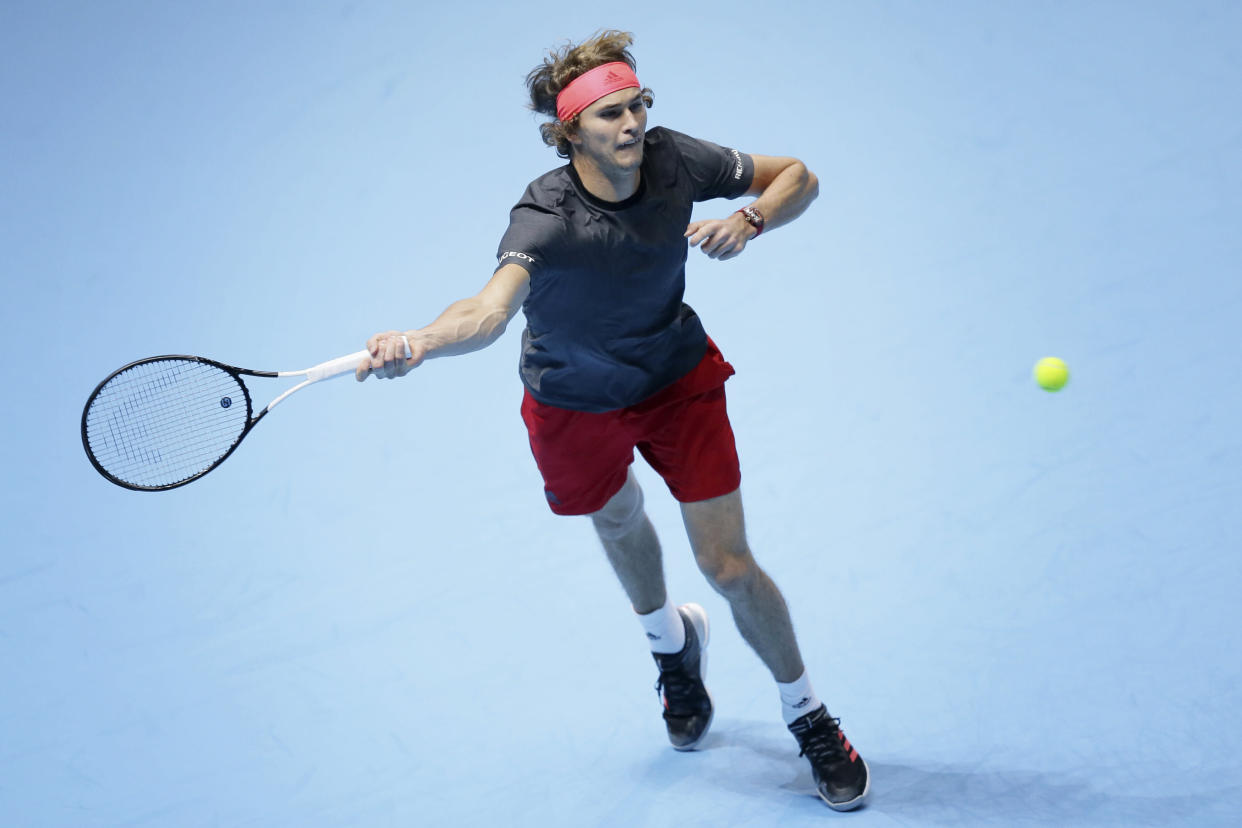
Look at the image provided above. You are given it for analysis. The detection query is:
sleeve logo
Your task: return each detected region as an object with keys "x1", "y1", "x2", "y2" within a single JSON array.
[
  {"x1": 500, "y1": 251, "x2": 536, "y2": 265},
  {"x1": 728, "y1": 148, "x2": 744, "y2": 180}
]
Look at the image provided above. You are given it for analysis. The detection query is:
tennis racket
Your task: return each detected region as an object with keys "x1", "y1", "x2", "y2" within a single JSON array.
[{"x1": 81, "y1": 338, "x2": 409, "y2": 491}]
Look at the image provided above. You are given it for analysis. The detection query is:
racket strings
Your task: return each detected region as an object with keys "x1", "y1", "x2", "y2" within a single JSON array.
[{"x1": 84, "y1": 359, "x2": 250, "y2": 488}]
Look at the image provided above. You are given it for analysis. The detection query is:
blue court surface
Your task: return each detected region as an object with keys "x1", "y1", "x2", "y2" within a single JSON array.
[{"x1": 2, "y1": 2, "x2": 1240, "y2": 826}]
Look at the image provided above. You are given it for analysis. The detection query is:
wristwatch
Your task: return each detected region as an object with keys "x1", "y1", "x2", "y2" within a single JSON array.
[{"x1": 736, "y1": 205, "x2": 765, "y2": 237}]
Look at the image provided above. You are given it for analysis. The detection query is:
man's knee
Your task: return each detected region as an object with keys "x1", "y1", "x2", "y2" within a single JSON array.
[
  {"x1": 695, "y1": 544, "x2": 757, "y2": 595},
  {"x1": 590, "y1": 473, "x2": 646, "y2": 541}
]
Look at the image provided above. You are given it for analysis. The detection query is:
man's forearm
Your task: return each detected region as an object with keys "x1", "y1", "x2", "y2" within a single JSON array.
[
  {"x1": 749, "y1": 161, "x2": 819, "y2": 233},
  {"x1": 409, "y1": 296, "x2": 514, "y2": 360}
]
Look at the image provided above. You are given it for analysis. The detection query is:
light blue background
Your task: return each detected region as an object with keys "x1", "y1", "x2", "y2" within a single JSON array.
[{"x1": 2, "y1": 2, "x2": 1240, "y2": 825}]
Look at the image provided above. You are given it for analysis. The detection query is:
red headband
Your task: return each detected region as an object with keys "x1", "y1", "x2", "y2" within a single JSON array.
[{"x1": 555, "y1": 61, "x2": 641, "y2": 122}]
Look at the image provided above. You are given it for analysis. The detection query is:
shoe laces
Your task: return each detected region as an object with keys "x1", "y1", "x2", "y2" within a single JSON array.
[
  {"x1": 796, "y1": 715, "x2": 851, "y2": 770},
  {"x1": 653, "y1": 653, "x2": 701, "y2": 711}
]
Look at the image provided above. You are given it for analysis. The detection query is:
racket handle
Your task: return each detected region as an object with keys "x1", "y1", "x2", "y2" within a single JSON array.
[
  {"x1": 305, "y1": 337, "x2": 412, "y2": 381},
  {"x1": 306, "y1": 350, "x2": 373, "y2": 381}
]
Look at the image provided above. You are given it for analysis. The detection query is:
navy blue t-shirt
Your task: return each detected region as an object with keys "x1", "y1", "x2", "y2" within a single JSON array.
[{"x1": 496, "y1": 126, "x2": 754, "y2": 412}]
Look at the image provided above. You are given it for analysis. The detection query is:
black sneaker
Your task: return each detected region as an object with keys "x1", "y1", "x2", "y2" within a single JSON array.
[
  {"x1": 788, "y1": 705, "x2": 870, "y2": 811},
  {"x1": 652, "y1": 603, "x2": 713, "y2": 750}
]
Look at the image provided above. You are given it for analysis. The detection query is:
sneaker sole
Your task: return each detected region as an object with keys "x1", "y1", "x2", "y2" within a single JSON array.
[
  {"x1": 818, "y1": 756, "x2": 871, "y2": 812},
  {"x1": 673, "y1": 603, "x2": 713, "y2": 752}
]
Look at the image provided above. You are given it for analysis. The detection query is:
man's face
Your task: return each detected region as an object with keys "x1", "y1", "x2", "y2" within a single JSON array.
[{"x1": 569, "y1": 88, "x2": 647, "y2": 175}]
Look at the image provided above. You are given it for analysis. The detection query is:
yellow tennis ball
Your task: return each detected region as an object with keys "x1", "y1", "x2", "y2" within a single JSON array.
[{"x1": 1034, "y1": 357, "x2": 1070, "y2": 391}]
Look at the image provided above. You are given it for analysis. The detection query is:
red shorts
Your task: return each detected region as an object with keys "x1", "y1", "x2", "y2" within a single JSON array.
[{"x1": 521, "y1": 339, "x2": 741, "y2": 515}]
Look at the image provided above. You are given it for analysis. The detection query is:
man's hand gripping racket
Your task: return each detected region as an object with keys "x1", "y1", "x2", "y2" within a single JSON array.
[
  {"x1": 358, "y1": 330, "x2": 421, "y2": 381},
  {"x1": 82, "y1": 336, "x2": 412, "y2": 491}
]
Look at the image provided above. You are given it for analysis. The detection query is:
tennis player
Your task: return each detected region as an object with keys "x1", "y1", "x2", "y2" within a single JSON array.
[{"x1": 358, "y1": 30, "x2": 869, "y2": 811}]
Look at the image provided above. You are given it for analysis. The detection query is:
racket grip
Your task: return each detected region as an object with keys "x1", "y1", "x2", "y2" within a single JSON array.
[
  {"x1": 306, "y1": 337, "x2": 412, "y2": 381},
  {"x1": 307, "y1": 350, "x2": 373, "y2": 381}
]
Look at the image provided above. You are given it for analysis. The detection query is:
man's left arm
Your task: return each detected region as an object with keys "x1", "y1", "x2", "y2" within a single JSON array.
[{"x1": 685, "y1": 154, "x2": 819, "y2": 260}]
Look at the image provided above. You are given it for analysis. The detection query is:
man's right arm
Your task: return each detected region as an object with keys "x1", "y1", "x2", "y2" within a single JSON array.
[{"x1": 356, "y1": 263, "x2": 531, "y2": 381}]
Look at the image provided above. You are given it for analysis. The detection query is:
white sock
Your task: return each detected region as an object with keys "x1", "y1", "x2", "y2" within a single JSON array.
[
  {"x1": 777, "y1": 670, "x2": 822, "y2": 724},
  {"x1": 636, "y1": 597, "x2": 686, "y2": 654}
]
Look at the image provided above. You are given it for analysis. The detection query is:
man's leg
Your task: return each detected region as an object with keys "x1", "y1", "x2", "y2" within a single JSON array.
[
  {"x1": 590, "y1": 469, "x2": 714, "y2": 750},
  {"x1": 682, "y1": 487, "x2": 870, "y2": 811},
  {"x1": 589, "y1": 468, "x2": 667, "y2": 614},
  {"x1": 679, "y1": 487, "x2": 804, "y2": 682}
]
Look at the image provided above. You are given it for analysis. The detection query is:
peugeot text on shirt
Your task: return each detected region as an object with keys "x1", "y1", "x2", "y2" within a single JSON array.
[{"x1": 500, "y1": 251, "x2": 537, "y2": 266}]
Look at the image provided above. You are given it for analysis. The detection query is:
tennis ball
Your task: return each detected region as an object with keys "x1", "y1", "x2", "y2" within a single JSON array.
[{"x1": 1034, "y1": 357, "x2": 1069, "y2": 391}]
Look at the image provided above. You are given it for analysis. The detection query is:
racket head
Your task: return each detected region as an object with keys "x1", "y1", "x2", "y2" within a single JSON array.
[{"x1": 81, "y1": 355, "x2": 256, "y2": 491}]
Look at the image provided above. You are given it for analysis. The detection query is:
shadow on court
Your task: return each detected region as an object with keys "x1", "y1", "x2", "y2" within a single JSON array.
[
  {"x1": 651, "y1": 719, "x2": 1238, "y2": 826},
  {"x1": 872, "y1": 763, "x2": 1234, "y2": 826}
]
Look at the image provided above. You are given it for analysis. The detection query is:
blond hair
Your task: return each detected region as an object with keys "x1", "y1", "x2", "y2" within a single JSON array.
[{"x1": 525, "y1": 30, "x2": 654, "y2": 158}]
